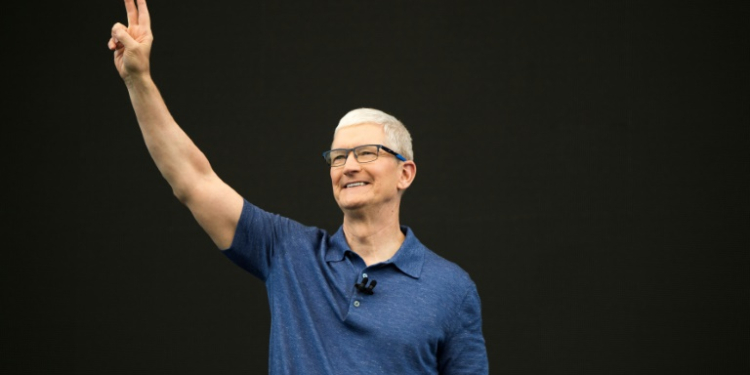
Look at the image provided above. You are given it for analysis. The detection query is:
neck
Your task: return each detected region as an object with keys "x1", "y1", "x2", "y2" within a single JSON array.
[{"x1": 342, "y1": 203, "x2": 405, "y2": 266}]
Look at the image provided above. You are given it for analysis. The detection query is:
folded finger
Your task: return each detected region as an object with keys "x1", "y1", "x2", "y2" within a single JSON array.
[{"x1": 111, "y1": 23, "x2": 136, "y2": 49}]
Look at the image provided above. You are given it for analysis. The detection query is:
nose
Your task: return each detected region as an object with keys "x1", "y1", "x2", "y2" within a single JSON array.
[{"x1": 341, "y1": 150, "x2": 361, "y2": 172}]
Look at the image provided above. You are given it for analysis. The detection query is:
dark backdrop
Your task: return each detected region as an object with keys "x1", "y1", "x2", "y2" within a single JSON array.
[{"x1": 4, "y1": 0, "x2": 748, "y2": 374}]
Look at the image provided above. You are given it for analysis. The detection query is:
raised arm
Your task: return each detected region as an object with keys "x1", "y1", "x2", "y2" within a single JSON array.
[{"x1": 108, "y1": 0, "x2": 243, "y2": 250}]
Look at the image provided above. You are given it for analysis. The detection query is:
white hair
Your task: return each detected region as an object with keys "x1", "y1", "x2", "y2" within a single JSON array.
[{"x1": 335, "y1": 108, "x2": 414, "y2": 160}]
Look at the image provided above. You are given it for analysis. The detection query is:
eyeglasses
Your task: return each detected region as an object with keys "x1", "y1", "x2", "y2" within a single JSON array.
[{"x1": 322, "y1": 144, "x2": 407, "y2": 167}]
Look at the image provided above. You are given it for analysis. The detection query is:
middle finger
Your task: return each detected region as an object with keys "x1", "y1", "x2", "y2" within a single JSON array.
[{"x1": 125, "y1": 0, "x2": 138, "y2": 26}]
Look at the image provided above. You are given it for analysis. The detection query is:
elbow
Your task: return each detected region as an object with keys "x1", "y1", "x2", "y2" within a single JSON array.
[
  {"x1": 170, "y1": 176, "x2": 198, "y2": 204},
  {"x1": 173, "y1": 187, "x2": 191, "y2": 205},
  {"x1": 171, "y1": 171, "x2": 214, "y2": 205},
  {"x1": 161, "y1": 171, "x2": 193, "y2": 204}
]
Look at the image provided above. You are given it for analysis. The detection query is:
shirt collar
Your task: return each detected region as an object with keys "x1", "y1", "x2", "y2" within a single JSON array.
[{"x1": 326, "y1": 225, "x2": 425, "y2": 279}]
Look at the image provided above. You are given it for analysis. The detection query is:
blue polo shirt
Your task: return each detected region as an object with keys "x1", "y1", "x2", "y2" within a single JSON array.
[{"x1": 223, "y1": 200, "x2": 488, "y2": 374}]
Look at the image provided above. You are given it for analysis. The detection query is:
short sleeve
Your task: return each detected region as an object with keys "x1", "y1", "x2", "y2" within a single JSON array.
[
  {"x1": 221, "y1": 200, "x2": 298, "y2": 281},
  {"x1": 439, "y1": 285, "x2": 489, "y2": 374}
]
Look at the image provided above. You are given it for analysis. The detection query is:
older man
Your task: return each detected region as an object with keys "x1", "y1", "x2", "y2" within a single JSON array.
[{"x1": 109, "y1": 0, "x2": 488, "y2": 373}]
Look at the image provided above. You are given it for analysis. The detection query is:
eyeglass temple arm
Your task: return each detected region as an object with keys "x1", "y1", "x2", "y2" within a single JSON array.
[{"x1": 381, "y1": 145, "x2": 407, "y2": 162}]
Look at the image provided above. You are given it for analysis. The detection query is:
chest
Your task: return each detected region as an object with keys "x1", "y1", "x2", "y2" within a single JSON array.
[{"x1": 270, "y1": 252, "x2": 451, "y2": 348}]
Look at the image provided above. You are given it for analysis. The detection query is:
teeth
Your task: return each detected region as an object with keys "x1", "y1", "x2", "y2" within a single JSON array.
[{"x1": 347, "y1": 182, "x2": 366, "y2": 188}]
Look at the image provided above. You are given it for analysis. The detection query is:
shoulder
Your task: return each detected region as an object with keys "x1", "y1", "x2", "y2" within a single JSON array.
[
  {"x1": 401, "y1": 226, "x2": 477, "y2": 294},
  {"x1": 230, "y1": 199, "x2": 329, "y2": 258},
  {"x1": 240, "y1": 200, "x2": 325, "y2": 238},
  {"x1": 421, "y1": 246, "x2": 477, "y2": 292},
  {"x1": 224, "y1": 200, "x2": 330, "y2": 279}
]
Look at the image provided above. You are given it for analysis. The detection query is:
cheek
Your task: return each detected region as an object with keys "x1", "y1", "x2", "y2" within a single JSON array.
[{"x1": 330, "y1": 170, "x2": 340, "y2": 186}]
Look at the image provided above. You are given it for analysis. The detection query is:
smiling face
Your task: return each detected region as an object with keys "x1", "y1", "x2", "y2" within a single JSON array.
[{"x1": 330, "y1": 123, "x2": 416, "y2": 213}]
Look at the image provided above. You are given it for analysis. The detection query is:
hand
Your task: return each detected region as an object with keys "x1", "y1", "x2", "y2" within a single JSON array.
[{"x1": 108, "y1": 0, "x2": 153, "y2": 82}]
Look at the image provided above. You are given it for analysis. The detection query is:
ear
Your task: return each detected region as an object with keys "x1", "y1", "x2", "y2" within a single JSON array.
[{"x1": 397, "y1": 160, "x2": 417, "y2": 191}]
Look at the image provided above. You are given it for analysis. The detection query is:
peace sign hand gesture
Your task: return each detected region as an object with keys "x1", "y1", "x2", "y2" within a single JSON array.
[{"x1": 108, "y1": 0, "x2": 153, "y2": 84}]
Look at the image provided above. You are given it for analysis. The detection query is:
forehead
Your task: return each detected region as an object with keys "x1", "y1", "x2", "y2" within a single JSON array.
[{"x1": 331, "y1": 123, "x2": 386, "y2": 148}]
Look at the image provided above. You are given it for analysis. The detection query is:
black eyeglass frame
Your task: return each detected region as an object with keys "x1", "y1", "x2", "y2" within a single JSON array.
[{"x1": 322, "y1": 144, "x2": 407, "y2": 167}]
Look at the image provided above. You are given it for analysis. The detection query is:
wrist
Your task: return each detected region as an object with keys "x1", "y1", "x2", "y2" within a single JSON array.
[{"x1": 124, "y1": 72, "x2": 154, "y2": 90}]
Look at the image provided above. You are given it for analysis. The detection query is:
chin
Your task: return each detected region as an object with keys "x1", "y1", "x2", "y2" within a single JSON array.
[
  {"x1": 335, "y1": 191, "x2": 368, "y2": 210},
  {"x1": 337, "y1": 199, "x2": 368, "y2": 211}
]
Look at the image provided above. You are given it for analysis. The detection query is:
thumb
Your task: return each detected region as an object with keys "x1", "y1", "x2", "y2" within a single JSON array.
[{"x1": 111, "y1": 23, "x2": 137, "y2": 49}]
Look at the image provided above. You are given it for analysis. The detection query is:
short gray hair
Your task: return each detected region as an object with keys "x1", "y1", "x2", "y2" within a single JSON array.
[{"x1": 335, "y1": 108, "x2": 414, "y2": 160}]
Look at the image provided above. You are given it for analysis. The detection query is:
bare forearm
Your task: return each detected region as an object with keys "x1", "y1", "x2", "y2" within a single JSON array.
[
  {"x1": 126, "y1": 75, "x2": 212, "y2": 201},
  {"x1": 110, "y1": 0, "x2": 243, "y2": 249}
]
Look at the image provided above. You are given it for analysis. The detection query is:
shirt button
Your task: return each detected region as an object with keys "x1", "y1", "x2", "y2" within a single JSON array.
[
  {"x1": 362, "y1": 273, "x2": 368, "y2": 279},
  {"x1": 353, "y1": 300, "x2": 361, "y2": 307}
]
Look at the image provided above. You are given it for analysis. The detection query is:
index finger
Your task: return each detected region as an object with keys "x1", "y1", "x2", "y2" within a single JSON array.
[
  {"x1": 125, "y1": 0, "x2": 138, "y2": 26},
  {"x1": 137, "y1": 0, "x2": 151, "y2": 29}
]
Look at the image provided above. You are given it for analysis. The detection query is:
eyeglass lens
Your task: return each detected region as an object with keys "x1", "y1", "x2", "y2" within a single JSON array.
[{"x1": 328, "y1": 145, "x2": 380, "y2": 166}]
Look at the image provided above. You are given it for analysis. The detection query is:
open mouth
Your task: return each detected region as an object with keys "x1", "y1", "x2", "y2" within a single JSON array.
[{"x1": 345, "y1": 182, "x2": 368, "y2": 188}]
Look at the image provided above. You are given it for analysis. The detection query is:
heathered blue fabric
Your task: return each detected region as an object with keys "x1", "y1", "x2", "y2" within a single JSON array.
[{"x1": 223, "y1": 200, "x2": 488, "y2": 374}]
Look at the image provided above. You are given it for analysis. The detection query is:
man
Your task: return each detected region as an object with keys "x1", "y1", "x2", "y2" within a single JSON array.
[{"x1": 108, "y1": 0, "x2": 488, "y2": 373}]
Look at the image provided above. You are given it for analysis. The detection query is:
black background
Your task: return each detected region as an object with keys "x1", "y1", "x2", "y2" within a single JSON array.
[{"x1": 3, "y1": 0, "x2": 748, "y2": 373}]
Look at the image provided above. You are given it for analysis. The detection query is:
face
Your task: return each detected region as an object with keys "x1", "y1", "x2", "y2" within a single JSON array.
[{"x1": 329, "y1": 123, "x2": 415, "y2": 212}]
